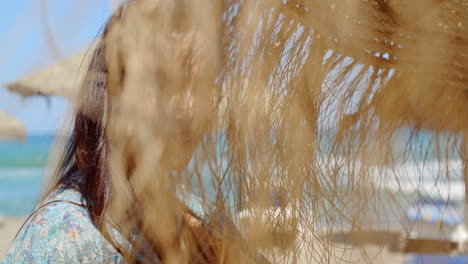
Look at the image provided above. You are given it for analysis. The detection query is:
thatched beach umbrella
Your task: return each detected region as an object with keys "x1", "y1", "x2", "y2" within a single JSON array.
[
  {"x1": 4, "y1": 47, "x2": 93, "y2": 102},
  {"x1": 196, "y1": 0, "x2": 466, "y2": 252},
  {"x1": 0, "y1": 111, "x2": 26, "y2": 142},
  {"x1": 308, "y1": 0, "x2": 468, "y2": 228}
]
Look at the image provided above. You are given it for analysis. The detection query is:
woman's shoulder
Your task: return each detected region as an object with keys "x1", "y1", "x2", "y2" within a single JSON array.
[{"x1": 1, "y1": 189, "x2": 123, "y2": 264}]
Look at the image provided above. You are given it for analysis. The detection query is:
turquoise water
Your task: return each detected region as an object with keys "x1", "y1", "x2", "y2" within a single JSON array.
[
  {"x1": 0, "y1": 134, "x2": 53, "y2": 168},
  {"x1": 0, "y1": 135, "x2": 54, "y2": 216},
  {"x1": 0, "y1": 168, "x2": 45, "y2": 216},
  {"x1": 0, "y1": 130, "x2": 462, "y2": 217}
]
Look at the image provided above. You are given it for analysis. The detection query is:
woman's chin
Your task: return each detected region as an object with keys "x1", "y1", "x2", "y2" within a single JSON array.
[{"x1": 164, "y1": 140, "x2": 194, "y2": 171}]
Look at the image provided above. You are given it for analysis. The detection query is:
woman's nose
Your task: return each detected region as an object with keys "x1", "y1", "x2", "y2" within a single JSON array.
[{"x1": 176, "y1": 89, "x2": 194, "y2": 120}]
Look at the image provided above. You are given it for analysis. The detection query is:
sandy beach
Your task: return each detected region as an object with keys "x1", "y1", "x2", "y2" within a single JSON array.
[
  {"x1": 0, "y1": 217, "x2": 26, "y2": 258},
  {"x1": 324, "y1": 244, "x2": 407, "y2": 264},
  {"x1": 260, "y1": 243, "x2": 408, "y2": 263},
  {"x1": 264, "y1": 234, "x2": 408, "y2": 263}
]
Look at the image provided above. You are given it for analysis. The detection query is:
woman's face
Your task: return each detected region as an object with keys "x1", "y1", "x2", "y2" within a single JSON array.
[
  {"x1": 163, "y1": 86, "x2": 197, "y2": 170},
  {"x1": 160, "y1": 32, "x2": 214, "y2": 171}
]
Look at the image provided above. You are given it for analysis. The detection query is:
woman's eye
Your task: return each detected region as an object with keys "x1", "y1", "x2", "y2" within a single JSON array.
[{"x1": 187, "y1": 56, "x2": 194, "y2": 80}]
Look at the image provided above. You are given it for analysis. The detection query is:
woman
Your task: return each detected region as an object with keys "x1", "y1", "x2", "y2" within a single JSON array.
[{"x1": 1, "y1": 1, "x2": 254, "y2": 263}]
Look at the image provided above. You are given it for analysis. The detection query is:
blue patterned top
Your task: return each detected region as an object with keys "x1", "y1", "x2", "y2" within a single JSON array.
[{"x1": 1, "y1": 189, "x2": 124, "y2": 264}]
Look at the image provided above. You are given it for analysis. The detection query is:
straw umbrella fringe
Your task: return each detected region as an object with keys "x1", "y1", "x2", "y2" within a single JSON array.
[
  {"x1": 4, "y1": 48, "x2": 93, "y2": 103},
  {"x1": 0, "y1": 111, "x2": 26, "y2": 142}
]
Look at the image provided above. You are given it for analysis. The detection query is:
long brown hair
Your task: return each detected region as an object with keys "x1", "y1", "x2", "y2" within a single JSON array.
[{"x1": 53, "y1": 41, "x2": 110, "y2": 224}]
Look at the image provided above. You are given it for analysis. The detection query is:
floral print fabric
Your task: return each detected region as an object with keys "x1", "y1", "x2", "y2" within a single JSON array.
[{"x1": 1, "y1": 189, "x2": 123, "y2": 264}]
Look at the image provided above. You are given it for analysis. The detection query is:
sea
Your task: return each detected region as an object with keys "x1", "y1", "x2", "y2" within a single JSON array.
[
  {"x1": 0, "y1": 134, "x2": 54, "y2": 216},
  {"x1": 0, "y1": 131, "x2": 464, "y2": 218}
]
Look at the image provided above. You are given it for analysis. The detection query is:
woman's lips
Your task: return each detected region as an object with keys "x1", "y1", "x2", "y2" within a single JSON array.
[{"x1": 177, "y1": 130, "x2": 193, "y2": 144}]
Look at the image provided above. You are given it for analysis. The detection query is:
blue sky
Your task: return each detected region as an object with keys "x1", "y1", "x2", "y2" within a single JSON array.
[{"x1": 0, "y1": 1, "x2": 113, "y2": 134}]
